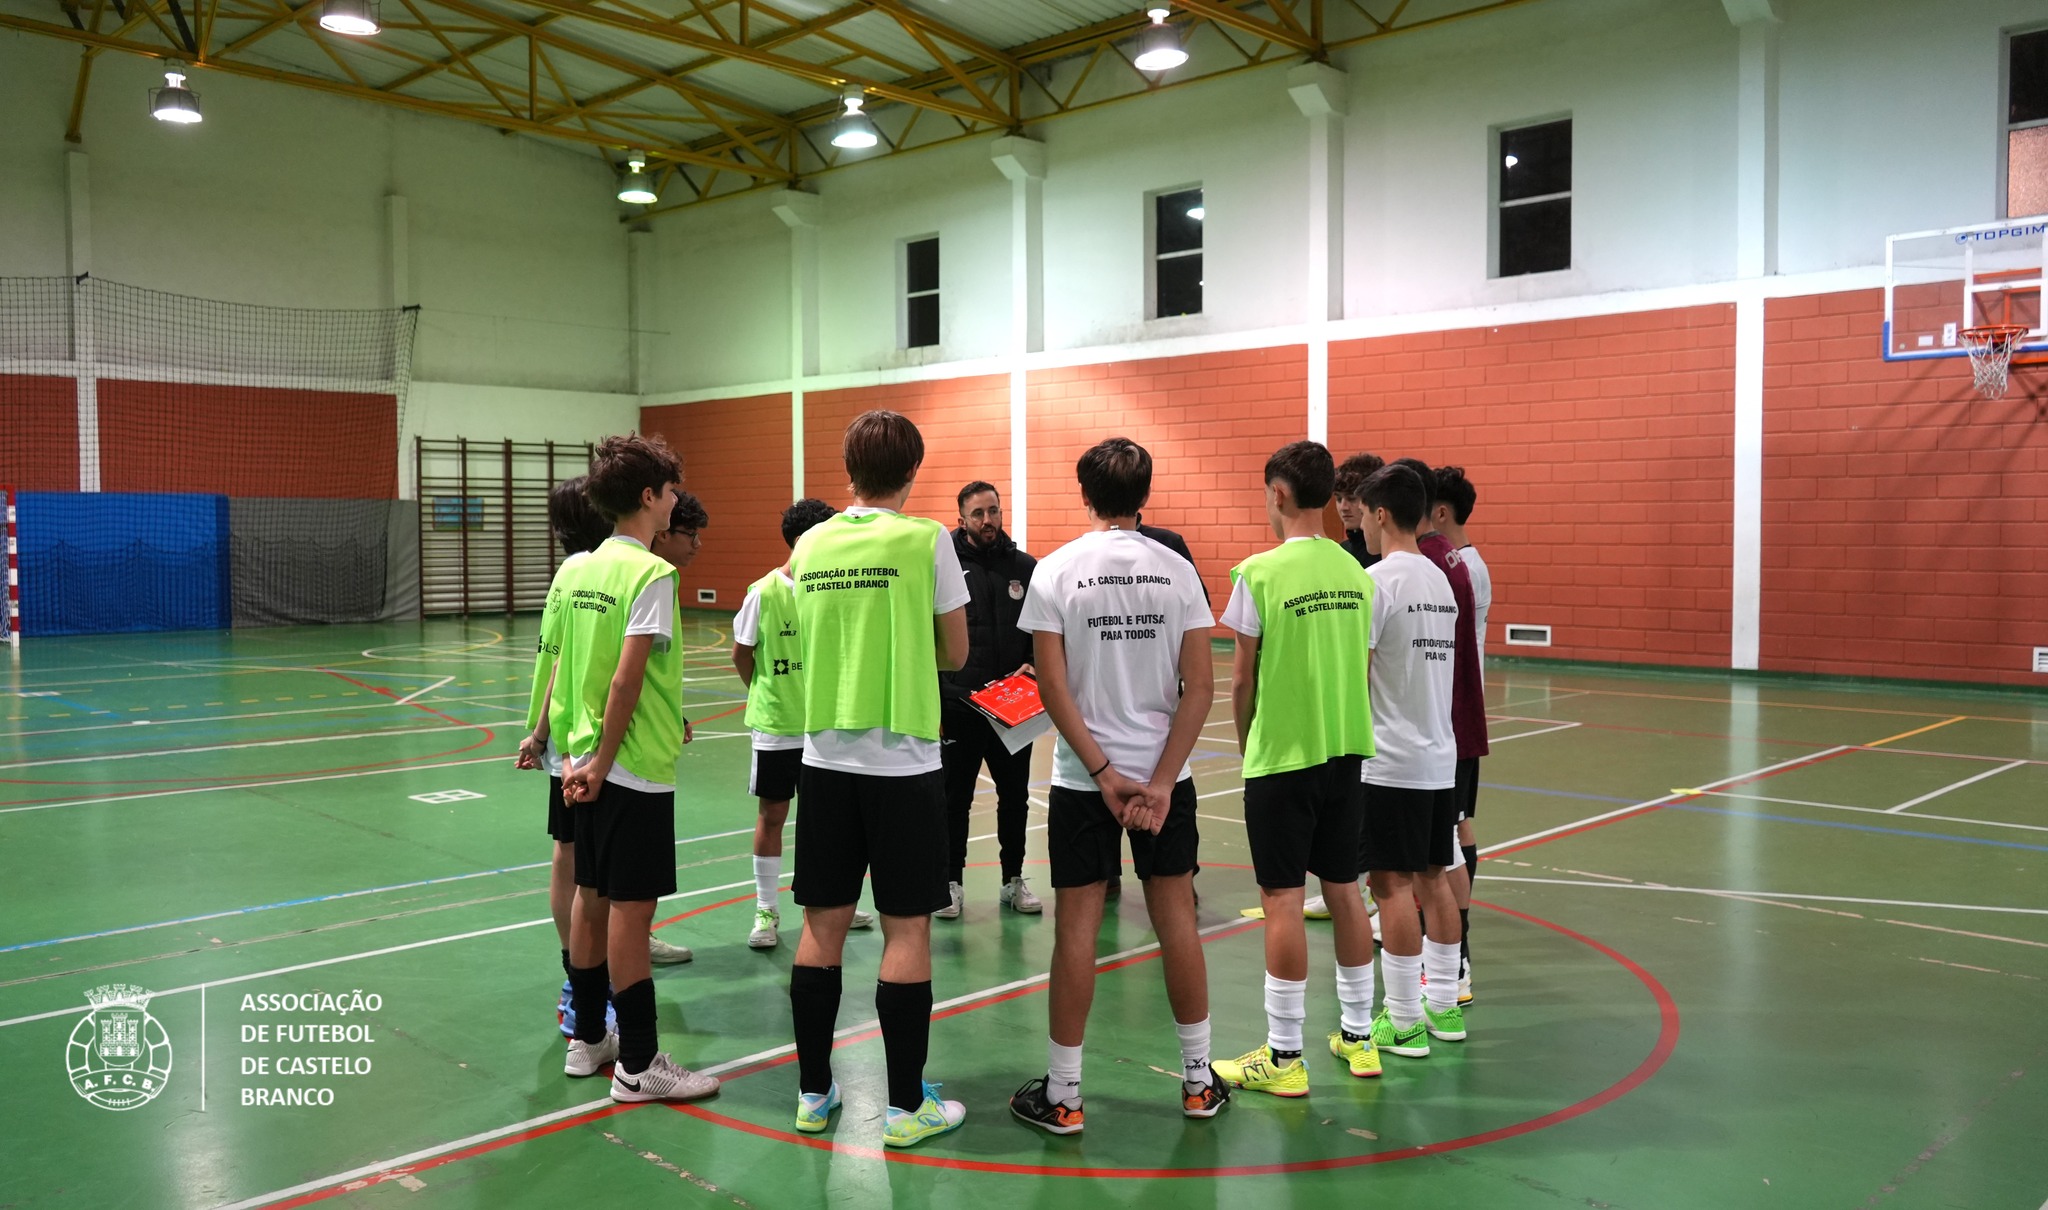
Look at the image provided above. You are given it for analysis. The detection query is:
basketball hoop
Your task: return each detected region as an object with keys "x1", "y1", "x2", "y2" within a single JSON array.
[{"x1": 1961, "y1": 324, "x2": 2029, "y2": 399}]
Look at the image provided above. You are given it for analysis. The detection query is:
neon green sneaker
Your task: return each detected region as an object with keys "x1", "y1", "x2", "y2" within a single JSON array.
[
  {"x1": 794, "y1": 1082, "x2": 839, "y2": 1133},
  {"x1": 1370, "y1": 1010, "x2": 1431, "y2": 1058},
  {"x1": 1422, "y1": 1001, "x2": 1467, "y2": 1041},
  {"x1": 1211, "y1": 1045, "x2": 1309, "y2": 1097},
  {"x1": 883, "y1": 1081, "x2": 965, "y2": 1148},
  {"x1": 1328, "y1": 1030, "x2": 1382, "y2": 1078}
]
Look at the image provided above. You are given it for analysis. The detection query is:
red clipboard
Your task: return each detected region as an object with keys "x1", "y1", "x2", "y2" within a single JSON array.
[{"x1": 966, "y1": 674, "x2": 1044, "y2": 729}]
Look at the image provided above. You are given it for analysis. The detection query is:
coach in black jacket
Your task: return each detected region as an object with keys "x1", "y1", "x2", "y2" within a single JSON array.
[{"x1": 937, "y1": 481, "x2": 1040, "y2": 919}]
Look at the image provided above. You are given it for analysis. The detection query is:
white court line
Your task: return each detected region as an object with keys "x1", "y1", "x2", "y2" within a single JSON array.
[
  {"x1": 1479, "y1": 875, "x2": 2048, "y2": 917},
  {"x1": 1696, "y1": 789, "x2": 2048, "y2": 835},
  {"x1": 6, "y1": 700, "x2": 404, "y2": 738},
  {"x1": 0, "y1": 755, "x2": 503, "y2": 816},
  {"x1": 392, "y1": 676, "x2": 456, "y2": 706},
  {"x1": 1490, "y1": 689, "x2": 1590, "y2": 711},
  {"x1": 206, "y1": 916, "x2": 1255, "y2": 1210},
  {"x1": 1480, "y1": 746, "x2": 1854, "y2": 855},
  {"x1": 1886, "y1": 760, "x2": 2026, "y2": 814},
  {"x1": 1488, "y1": 721, "x2": 1583, "y2": 743},
  {"x1": 0, "y1": 723, "x2": 473, "y2": 772}
]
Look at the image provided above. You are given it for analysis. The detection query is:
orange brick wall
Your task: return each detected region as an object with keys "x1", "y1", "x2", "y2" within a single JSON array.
[
  {"x1": 1329, "y1": 307, "x2": 1737, "y2": 667},
  {"x1": 1026, "y1": 347, "x2": 1308, "y2": 608},
  {"x1": 1761, "y1": 289, "x2": 2048, "y2": 685},
  {"x1": 802, "y1": 376, "x2": 1012, "y2": 528},
  {"x1": 640, "y1": 393, "x2": 792, "y2": 611},
  {"x1": 0, "y1": 376, "x2": 80, "y2": 492}
]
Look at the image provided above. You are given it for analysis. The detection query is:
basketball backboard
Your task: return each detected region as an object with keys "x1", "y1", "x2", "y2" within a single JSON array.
[{"x1": 1884, "y1": 215, "x2": 2047, "y2": 361}]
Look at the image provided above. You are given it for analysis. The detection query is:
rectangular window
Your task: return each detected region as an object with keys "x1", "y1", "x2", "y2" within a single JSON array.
[
  {"x1": 2007, "y1": 28, "x2": 2048, "y2": 217},
  {"x1": 904, "y1": 235, "x2": 939, "y2": 348},
  {"x1": 1153, "y1": 187, "x2": 1203, "y2": 318},
  {"x1": 1495, "y1": 118, "x2": 1571, "y2": 278}
]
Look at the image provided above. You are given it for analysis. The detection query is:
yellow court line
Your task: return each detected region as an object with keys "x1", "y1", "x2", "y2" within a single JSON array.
[{"x1": 1864, "y1": 716, "x2": 1967, "y2": 748}]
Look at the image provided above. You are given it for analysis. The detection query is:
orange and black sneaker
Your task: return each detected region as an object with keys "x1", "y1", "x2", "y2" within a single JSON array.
[
  {"x1": 1010, "y1": 1076, "x2": 1084, "y2": 1135},
  {"x1": 1182, "y1": 1067, "x2": 1232, "y2": 1119}
]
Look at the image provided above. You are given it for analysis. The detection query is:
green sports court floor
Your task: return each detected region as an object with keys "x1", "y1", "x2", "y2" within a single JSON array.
[{"x1": 1, "y1": 615, "x2": 2044, "y2": 1209}]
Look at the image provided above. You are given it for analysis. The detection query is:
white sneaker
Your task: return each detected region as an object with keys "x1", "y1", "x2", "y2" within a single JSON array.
[
  {"x1": 648, "y1": 935, "x2": 694, "y2": 964},
  {"x1": 1302, "y1": 894, "x2": 1330, "y2": 919},
  {"x1": 1371, "y1": 910, "x2": 1382, "y2": 942},
  {"x1": 934, "y1": 881, "x2": 964, "y2": 919},
  {"x1": 610, "y1": 1051, "x2": 719, "y2": 1103},
  {"x1": 1000, "y1": 876, "x2": 1043, "y2": 914},
  {"x1": 748, "y1": 906, "x2": 780, "y2": 949},
  {"x1": 851, "y1": 909, "x2": 876, "y2": 930},
  {"x1": 564, "y1": 1030, "x2": 619, "y2": 1078}
]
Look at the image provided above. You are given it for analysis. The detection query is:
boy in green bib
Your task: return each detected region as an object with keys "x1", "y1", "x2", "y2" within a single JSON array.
[
  {"x1": 1212, "y1": 441, "x2": 1380, "y2": 1097},
  {"x1": 529, "y1": 434, "x2": 718, "y2": 1106},
  {"x1": 786, "y1": 410, "x2": 971, "y2": 1148}
]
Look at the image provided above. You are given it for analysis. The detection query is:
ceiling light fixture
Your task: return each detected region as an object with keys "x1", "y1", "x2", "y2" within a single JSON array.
[
  {"x1": 1133, "y1": 8, "x2": 1188, "y2": 73},
  {"x1": 318, "y1": 0, "x2": 379, "y2": 35},
  {"x1": 831, "y1": 84, "x2": 879, "y2": 150},
  {"x1": 617, "y1": 150, "x2": 658, "y2": 204},
  {"x1": 150, "y1": 62, "x2": 202, "y2": 124},
  {"x1": 1187, "y1": 205, "x2": 1205, "y2": 220},
  {"x1": 1503, "y1": 153, "x2": 1519, "y2": 168}
]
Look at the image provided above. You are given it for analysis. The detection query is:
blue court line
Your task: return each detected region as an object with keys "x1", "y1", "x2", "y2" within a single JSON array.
[
  {"x1": 1487, "y1": 782, "x2": 1639, "y2": 806},
  {"x1": 1664, "y1": 802, "x2": 2048, "y2": 852}
]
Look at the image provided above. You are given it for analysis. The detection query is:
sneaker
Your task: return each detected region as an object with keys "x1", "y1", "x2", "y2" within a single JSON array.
[
  {"x1": 1303, "y1": 895, "x2": 1331, "y2": 920},
  {"x1": 1211, "y1": 1045, "x2": 1309, "y2": 1098},
  {"x1": 1422, "y1": 1000, "x2": 1467, "y2": 1042},
  {"x1": 934, "y1": 881, "x2": 964, "y2": 920},
  {"x1": 851, "y1": 909, "x2": 876, "y2": 930},
  {"x1": 1328, "y1": 1029, "x2": 1382, "y2": 1079},
  {"x1": 556, "y1": 979, "x2": 573, "y2": 1038},
  {"x1": 564, "y1": 1030, "x2": 619, "y2": 1077},
  {"x1": 1009, "y1": 1076, "x2": 1083, "y2": 1135},
  {"x1": 1371, "y1": 910, "x2": 1382, "y2": 943},
  {"x1": 610, "y1": 1052, "x2": 719, "y2": 1103},
  {"x1": 1000, "y1": 876, "x2": 1043, "y2": 914},
  {"x1": 883, "y1": 1081, "x2": 966, "y2": 1148},
  {"x1": 1182, "y1": 1069, "x2": 1231, "y2": 1118},
  {"x1": 795, "y1": 1083, "x2": 841, "y2": 1133},
  {"x1": 1370, "y1": 1010, "x2": 1431, "y2": 1058},
  {"x1": 748, "y1": 906, "x2": 780, "y2": 949},
  {"x1": 1458, "y1": 970, "x2": 1473, "y2": 1007},
  {"x1": 648, "y1": 935, "x2": 694, "y2": 964}
]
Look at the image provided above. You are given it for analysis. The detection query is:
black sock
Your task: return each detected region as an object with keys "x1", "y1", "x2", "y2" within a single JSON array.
[
  {"x1": 1459, "y1": 908, "x2": 1471, "y2": 971},
  {"x1": 1341, "y1": 1030, "x2": 1367, "y2": 1044},
  {"x1": 613, "y1": 979, "x2": 658, "y2": 1074},
  {"x1": 789, "y1": 965, "x2": 842, "y2": 1096},
  {"x1": 1273, "y1": 1048, "x2": 1303, "y2": 1065},
  {"x1": 567, "y1": 961, "x2": 609, "y2": 1045},
  {"x1": 560, "y1": 949, "x2": 573, "y2": 979},
  {"x1": 874, "y1": 979, "x2": 934, "y2": 1112},
  {"x1": 1462, "y1": 845, "x2": 1479, "y2": 880}
]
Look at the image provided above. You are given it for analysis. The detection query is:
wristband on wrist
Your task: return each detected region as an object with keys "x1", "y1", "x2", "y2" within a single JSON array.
[{"x1": 1088, "y1": 759, "x2": 1111, "y2": 778}]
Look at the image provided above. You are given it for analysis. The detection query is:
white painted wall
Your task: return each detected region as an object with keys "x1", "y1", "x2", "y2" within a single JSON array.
[
  {"x1": 0, "y1": 34, "x2": 632, "y2": 392},
  {"x1": 643, "y1": 197, "x2": 790, "y2": 392},
  {"x1": 400, "y1": 381, "x2": 640, "y2": 498}
]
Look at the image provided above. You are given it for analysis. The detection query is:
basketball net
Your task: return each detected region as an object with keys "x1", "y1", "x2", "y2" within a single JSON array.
[{"x1": 1962, "y1": 324, "x2": 2028, "y2": 400}]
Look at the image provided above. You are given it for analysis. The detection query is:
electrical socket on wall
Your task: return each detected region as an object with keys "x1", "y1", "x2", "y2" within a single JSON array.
[
  {"x1": 2034, "y1": 647, "x2": 2047, "y2": 674},
  {"x1": 697, "y1": 588, "x2": 716, "y2": 604}
]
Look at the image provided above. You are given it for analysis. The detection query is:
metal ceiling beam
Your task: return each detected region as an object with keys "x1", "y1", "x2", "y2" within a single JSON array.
[{"x1": 1172, "y1": 0, "x2": 1319, "y2": 53}]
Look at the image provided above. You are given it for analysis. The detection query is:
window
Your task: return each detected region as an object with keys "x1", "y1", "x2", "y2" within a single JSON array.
[
  {"x1": 2007, "y1": 29, "x2": 2048, "y2": 217},
  {"x1": 904, "y1": 235, "x2": 939, "y2": 348},
  {"x1": 1495, "y1": 118, "x2": 1571, "y2": 278},
  {"x1": 1153, "y1": 187, "x2": 1203, "y2": 318}
]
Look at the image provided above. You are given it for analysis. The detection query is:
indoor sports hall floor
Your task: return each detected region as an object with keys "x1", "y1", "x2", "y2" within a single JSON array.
[{"x1": 1, "y1": 615, "x2": 2043, "y2": 1210}]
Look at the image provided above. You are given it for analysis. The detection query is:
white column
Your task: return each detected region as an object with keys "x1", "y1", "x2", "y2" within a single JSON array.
[
  {"x1": 1731, "y1": 294, "x2": 1764, "y2": 671},
  {"x1": 66, "y1": 148, "x2": 99, "y2": 493},
  {"x1": 1724, "y1": 0, "x2": 1778, "y2": 670},
  {"x1": 626, "y1": 225, "x2": 655, "y2": 396},
  {"x1": 992, "y1": 135, "x2": 1046, "y2": 547},
  {"x1": 1288, "y1": 62, "x2": 1347, "y2": 444},
  {"x1": 771, "y1": 189, "x2": 823, "y2": 499}
]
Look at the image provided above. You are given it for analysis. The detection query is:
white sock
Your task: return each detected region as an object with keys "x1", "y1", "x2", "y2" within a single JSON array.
[
  {"x1": 1335, "y1": 962, "x2": 1375, "y2": 1037},
  {"x1": 753, "y1": 855, "x2": 779, "y2": 910},
  {"x1": 1382, "y1": 951, "x2": 1423, "y2": 1029},
  {"x1": 1423, "y1": 939, "x2": 1462, "y2": 1013},
  {"x1": 1263, "y1": 973, "x2": 1307, "y2": 1057},
  {"x1": 1047, "y1": 1039, "x2": 1083, "y2": 1105},
  {"x1": 1177, "y1": 1017, "x2": 1213, "y2": 1087}
]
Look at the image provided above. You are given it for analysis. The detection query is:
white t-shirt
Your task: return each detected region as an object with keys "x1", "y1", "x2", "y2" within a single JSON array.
[
  {"x1": 1362, "y1": 550, "x2": 1458, "y2": 791},
  {"x1": 732, "y1": 571, "x2": 804, "y2": 753},
  {"x1": 802, "y1": 507, "x2": 973, "y2": 776},
  {"x1": 567, "y1": 536, "x2": 678, "y2": 793},
  {"x1": 1017, "y1": 528, "x2": 1215, "y2": 791},
  {"x1": 1216, "y1": 535, "x2": 1322, "y2": 637},
  {"x1": 1460, "y1": 544, "x2": 1492, "y2": 672}
]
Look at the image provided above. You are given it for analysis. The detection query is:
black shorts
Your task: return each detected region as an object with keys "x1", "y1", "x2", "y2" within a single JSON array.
[
  {"x1": 750, "y1": 746, "x2": 802, "y2": 802},
  {"x1": 1360, "y1": 782, "x2": 1459, "y2": 874},
  {"x1": 571, "y1": 781, "x2": 677, "y2": 901},
  {"x1": 1453, "y1": 757, "x2": 1481, "y2": 820},
  {"x1": 545, "y1": 775, "x2": 575, "y2": 844},
  {"x1": 1047, "y1": 779, "x2": 1199, "y2": 888},
  {"x1": 793, "y1": 765, "x2": 948, "y2": 917},
  {"x1": 1242, "y1": 756, "x2": 1365, "y2": 889}
]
